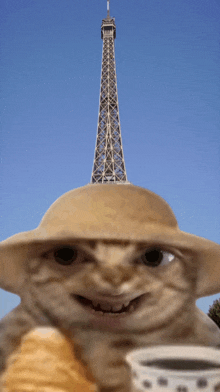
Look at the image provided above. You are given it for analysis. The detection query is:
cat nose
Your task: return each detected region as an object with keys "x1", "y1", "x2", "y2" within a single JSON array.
[
  {"x1": 96, "y1": 285, "x2": 129, "y2": 296},
  {"x1": 98, "y1": 266, "x2": 133, "y2": 290}
]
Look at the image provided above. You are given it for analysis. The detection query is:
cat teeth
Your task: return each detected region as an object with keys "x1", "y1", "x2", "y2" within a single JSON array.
[
  {"x1": 99, "y1": 303, "x2": 112, "y2": 311},
  {"x1": 91, "y1": 301, "x2": 112, "y2": 311},
  {"x1": 91, "y1": 301, "x2": 131, "y2": 313},
  {"x1": 111, "y1": 304, "x2": 126, "y2": 312},
  {"x1": 76, "y1": 294, "x2": 141, "y2": 315}
]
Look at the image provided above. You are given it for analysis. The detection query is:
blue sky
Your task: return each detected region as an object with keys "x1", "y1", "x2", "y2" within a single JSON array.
[{"x1": 0, "y1": 0, "x2": 220, "y2": 319}]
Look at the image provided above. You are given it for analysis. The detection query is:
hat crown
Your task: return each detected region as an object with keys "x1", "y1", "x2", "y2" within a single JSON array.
[{"x1": 39, "y1": 184, "x2": 178, "y2": 240}]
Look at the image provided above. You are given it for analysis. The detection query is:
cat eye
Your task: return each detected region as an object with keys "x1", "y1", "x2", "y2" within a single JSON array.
[
  {"x1": 140, "y1": 248, "x2": 175, "y2": 267},
  {"x1": 53, "y1": 246, "x2": 78, "y2": 265}
]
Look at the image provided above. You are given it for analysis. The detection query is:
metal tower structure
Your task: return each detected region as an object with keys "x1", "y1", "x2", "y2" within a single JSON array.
[{"x1": 91, "y1": 0, "x2": 128, "y2": 184}]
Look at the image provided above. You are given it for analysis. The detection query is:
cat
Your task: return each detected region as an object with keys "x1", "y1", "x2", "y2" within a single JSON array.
[{"x1": 1, "y1": 239, "x2": 220, "y2": 391}]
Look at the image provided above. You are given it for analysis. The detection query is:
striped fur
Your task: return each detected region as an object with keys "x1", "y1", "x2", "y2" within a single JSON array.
[{"x1": 0, "y1": 240, "x2": 220, "y2": 391}]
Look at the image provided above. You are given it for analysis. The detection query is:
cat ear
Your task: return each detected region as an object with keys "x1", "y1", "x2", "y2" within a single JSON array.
[
  {"x1": 158, "y1": 231, "x2": 220, "y2": 298},
  {"x1": 195, "y1": 238, "x2": 220, "y2": 298},
  {"x1": 0, "y1": 231, "x2": 34, "y2": 295}
]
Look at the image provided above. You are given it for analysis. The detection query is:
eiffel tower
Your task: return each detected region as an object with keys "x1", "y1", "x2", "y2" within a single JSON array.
[{"x1": 91, "y1": 0, "x2": 128, "y2": 184}]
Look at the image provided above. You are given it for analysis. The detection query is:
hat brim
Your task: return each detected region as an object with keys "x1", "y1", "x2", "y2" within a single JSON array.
[{"x1": 0, "y1": 225, "x2": 220, "y2": 298}]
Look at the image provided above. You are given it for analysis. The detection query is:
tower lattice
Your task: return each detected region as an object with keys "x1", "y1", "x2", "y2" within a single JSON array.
[{"x1": 91, "y1": 1, "x2": 128, "y2": 184}]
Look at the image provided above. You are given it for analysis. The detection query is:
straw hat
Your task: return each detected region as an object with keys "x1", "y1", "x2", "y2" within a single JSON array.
[{"x1": 0, "y1": 183, "x2": 220, "y2": 298}]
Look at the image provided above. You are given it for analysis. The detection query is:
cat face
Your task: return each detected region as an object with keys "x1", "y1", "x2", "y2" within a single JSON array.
[{"x1": 25, "y1": 239, "x2": 197, "y2": 333}]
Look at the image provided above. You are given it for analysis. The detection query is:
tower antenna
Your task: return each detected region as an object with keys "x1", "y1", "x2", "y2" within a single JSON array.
[{"x1": 107, "y1": 0, "x2": 110, "y2": 18}]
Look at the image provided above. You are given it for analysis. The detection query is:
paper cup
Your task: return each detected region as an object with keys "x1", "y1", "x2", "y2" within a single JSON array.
[{"x1": 126, "y1": 345, "x2": 220, "y2": 392}]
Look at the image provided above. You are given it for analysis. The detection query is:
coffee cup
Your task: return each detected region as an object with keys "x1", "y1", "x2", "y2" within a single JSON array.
[{"x1": 126, "y1": 345, "x2": 220, "y2": 391}]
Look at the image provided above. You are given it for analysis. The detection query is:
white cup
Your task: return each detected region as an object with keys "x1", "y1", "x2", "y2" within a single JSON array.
[{"x1": 126, "y1": 345, "x2": 220, "y2": 392}]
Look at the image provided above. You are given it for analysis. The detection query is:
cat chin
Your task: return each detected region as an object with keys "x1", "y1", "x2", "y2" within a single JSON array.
[{"x1": 90, "y1": 314, "x2": 131, "y2": 330}]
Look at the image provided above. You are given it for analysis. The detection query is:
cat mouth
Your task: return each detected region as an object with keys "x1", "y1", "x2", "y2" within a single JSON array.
[{"x1": 74, "y1": 294, "x2": 145, "y2": 316}]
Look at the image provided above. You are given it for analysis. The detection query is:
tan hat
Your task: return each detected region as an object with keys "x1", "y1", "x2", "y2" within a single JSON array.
[{"x1": 0, "y1": 183, "x2": 220, "y2": 298}]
